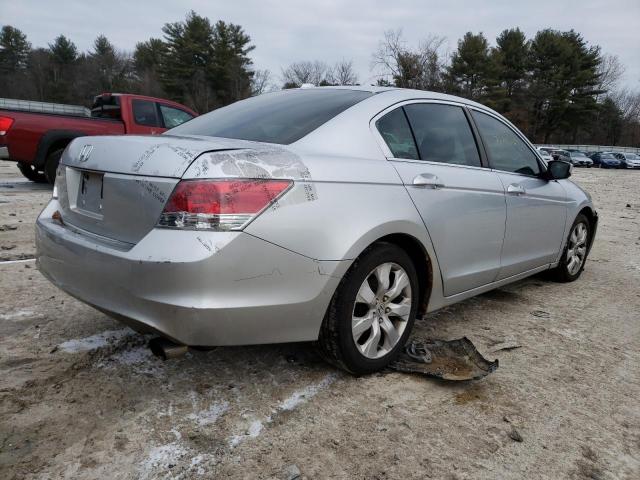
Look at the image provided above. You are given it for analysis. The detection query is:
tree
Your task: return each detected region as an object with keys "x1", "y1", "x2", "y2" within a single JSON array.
[
  {"x1": 446, "y1": 32, "x2": 497, "y2": 101},
  {"x1": 251, "y1": 69, "x2": 273, "y2": 95},
  {"x1": 493, "y1": 28, "x2": 529, "y2": 99},
  {"x1": 209, "y1": 20, "x2": 255, "y2": 105},
  {"x1": 329, "y1": 59, "x2": 358, "y2": 85},
  {"x1": 0, "y1": 25, "x2": 31, "y2": 72},
  {"x1": 47, "y1": 35, "x2": 78, "y2": 102},
  {"x1": 48, "y1": 35, "x2": 77, "y2": 65},
  {"x1": 160, "y1": 11, "x2": 216, "y2": 111},
  {"x1": 527, "y1": 29, "x2": 602, "y2": 143},
  {"x1": 134, "y1": 38, "x2": 167, "y2": 97},
  {"x1": 159, "y1": 11, "x2": 254, "y2": 112},
  {"x1": 372, "y1": 30, "x2": 445, "y2": 90},
  {"x1": 281, "y1": 60, "x2": 331, "y2": 87}
]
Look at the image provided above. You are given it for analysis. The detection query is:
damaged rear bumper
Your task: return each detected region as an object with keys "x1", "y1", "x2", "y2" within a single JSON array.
[{"x1": 36, "y1": 200, "x2": 347, "y2": 346}]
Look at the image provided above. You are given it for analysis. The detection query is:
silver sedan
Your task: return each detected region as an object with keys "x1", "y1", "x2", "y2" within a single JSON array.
[{"x1": 36, "y1": 87, "x2": 598, "y2": 374}]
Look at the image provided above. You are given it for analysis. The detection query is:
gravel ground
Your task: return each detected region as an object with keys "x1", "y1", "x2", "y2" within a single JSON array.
[{"x1": 0, "y1": 160, "x2": 638, "y2": 480}]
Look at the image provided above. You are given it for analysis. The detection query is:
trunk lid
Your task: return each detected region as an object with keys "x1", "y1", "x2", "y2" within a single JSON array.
[{"x1": 57, "y1": 134, "x2": 299, "y2": 245}]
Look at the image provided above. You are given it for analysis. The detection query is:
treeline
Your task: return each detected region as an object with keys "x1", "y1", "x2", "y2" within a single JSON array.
[
  {"x1": 371, "y1": 29, "x2": 639, "y2": 146},
  {"x1": 0, "y1": 11, "x2": 256, "y2": 113},
  {"x1": 1, "y1": 14, "x2": 638, "y2": 146}
]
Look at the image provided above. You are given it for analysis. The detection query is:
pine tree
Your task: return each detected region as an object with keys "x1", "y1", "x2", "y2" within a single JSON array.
[
  {"x1": 0, "y1": 25, "x2": 31, "y2": 72},
  {"x1": 446, "y1": 32, "x2": 498, "y2": 102}
]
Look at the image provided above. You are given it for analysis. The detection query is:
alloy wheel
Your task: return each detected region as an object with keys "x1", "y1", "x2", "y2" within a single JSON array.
[
  {"x1": 351, "y1": 262, "x2": 412, "y2": 359},
  {"x1": 566, "y1": 222, "x2": 588, "y2": 276}
]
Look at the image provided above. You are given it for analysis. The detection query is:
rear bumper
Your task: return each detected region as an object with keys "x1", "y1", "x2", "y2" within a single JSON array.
[{"x1": 36, "y1": 200, "x2": 347, "y2": 346}]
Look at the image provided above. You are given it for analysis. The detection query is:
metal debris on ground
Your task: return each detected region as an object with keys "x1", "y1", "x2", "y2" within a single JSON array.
[{"x1": 389, "y1": 337, "x2": 498, "y2": 381}]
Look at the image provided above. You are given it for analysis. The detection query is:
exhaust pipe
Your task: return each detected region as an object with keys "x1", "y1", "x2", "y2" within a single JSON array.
[{"x1": 149, "y1": 337, "x2": 188, "y2": 360}]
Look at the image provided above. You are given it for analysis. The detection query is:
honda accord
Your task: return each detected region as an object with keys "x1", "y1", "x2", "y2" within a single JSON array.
[{"x1": 36, "y1": 87, "x2": 597, "y2": 374}]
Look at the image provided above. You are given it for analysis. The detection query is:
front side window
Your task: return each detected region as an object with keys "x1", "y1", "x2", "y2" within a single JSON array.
[
  {"x1": 132, "y1": 100, "x2": 160, "y2": 127},
  {"x1": 472, "y1": 111, "x2": 540, "y2": 176},
  {"x1": 404, "y1": 103, "x2": 481, "y2": 167},
  {"x1": 169, "y1": 89, "x2": 373, "y2": 144},
  {"x1": 375, "y1": 108, "x2": 418, "y2": 160},
  {"x1": 159, "y1": 104, "x2": 194, "y2": 128}
]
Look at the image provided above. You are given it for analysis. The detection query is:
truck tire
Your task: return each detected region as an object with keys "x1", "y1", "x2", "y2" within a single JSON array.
[
  {"x1": 44, "y1": 148, "x2": 64, "y2": 184},
  {"x1": 17, "y1": 163, "x2": 48, "y2": 183}
]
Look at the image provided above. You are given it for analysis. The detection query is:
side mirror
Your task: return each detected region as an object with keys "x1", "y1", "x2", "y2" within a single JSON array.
[{"x1": 544, "y1": 160, "x2": 572, "y2": 180}]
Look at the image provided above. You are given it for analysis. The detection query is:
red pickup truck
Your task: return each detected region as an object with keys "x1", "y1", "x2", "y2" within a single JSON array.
[{"x1": 0, "y1": 93, "x2": 197, "y2": 183}]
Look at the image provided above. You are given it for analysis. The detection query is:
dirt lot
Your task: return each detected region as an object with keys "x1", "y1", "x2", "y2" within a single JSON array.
[{"x1": 0, "y1": 160, "x2": 638, "y2": 480}]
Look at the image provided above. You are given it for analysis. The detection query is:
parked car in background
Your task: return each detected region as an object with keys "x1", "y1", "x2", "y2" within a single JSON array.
[
  {"x1": 613, "y1": 152, "x2": 640, "y2": 169},
  {"x1": 536, "y1": 147, "x2": 553, "y2": 163},
  {"x1": 36, "y1": 87, "x2": 598, "y2": 374},
  {"x1": 0, "y1": 93, "x2": 197, "y2": 183},
  {"x1": 550, "y1": 149, "x2": 571, "y2": 163},
  {"x1": 567, "y1": 150, "x2": 593, "y2": 167},
  {"x1": 589, "y1": 152, "x2": 621, "y2": 168}
]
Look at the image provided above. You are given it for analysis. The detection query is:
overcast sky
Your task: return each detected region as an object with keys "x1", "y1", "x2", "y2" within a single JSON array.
[{"x1": 2, "y1": 0, "x2": 639, "y2": 89}]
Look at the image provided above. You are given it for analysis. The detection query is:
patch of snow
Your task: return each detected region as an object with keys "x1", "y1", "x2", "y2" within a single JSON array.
[
  {"x1": 278, "y1": 373, "x2": 336, "y2": 411},
  {"x1": 57, "y1": 329, "x2": 133, "y2": 353},
  {"x1": 109, "y1": 345, "x2": 154, "y2": 365},
  {"x1": 139, "y1": 442, "x2": 189, "y2": 479},
  {"x1": 228, "y1": 373, "x2": 336, "y2": 448},
  {"x1": 0, "y1": 309, "x2": 36, "y2": 320},
  {"x1": 187, "y1": 401, "x2": 229, "y2": 427}
]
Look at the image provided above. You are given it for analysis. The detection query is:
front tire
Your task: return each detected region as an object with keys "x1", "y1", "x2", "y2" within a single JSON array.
[
  {"x1": 548, "y1": 214, "x2": 591, "y2": 282},
  {"x1": 317, "y1": 242, "x2": 419, "y2": 374}
]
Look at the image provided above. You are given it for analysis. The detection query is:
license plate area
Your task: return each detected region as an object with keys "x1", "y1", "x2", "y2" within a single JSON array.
[{"x1": 76, "y1": 170, "x2": 104, "y2": 219}]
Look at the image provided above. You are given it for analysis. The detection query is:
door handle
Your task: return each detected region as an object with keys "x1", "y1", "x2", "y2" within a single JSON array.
[
  {"x1": 413, "y1": 173, "x2": 444, "y2": 189},
  {"x1": 507, "y1": 183, "x2": 526, "y2": 195}
]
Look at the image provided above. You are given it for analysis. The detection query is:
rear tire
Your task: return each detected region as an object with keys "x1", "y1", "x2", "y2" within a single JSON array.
[
  {"x1": 17, "y1": 162, "x2": 47, "y2": 183},
  {"x1": 44, "y1": 149, "x2": 64, "y2": 184},
  {"x1": 547, "y1": 214, "x2": 591, "y2": 282},
  {"x1": 317, "y1": 242, "x2": 419, "y2": 375}
]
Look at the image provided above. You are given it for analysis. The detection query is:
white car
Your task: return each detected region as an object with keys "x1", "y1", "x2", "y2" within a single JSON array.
[{"x1": 536, "y1": 147, "x2": 553, "y2": 163}]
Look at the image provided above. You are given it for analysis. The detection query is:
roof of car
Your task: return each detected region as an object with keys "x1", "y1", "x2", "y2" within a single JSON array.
[{"x1": 307, "y1": 85, "x2": 491, "y2": 110}]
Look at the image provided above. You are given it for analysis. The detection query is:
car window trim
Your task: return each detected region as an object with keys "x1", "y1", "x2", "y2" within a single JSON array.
[
  {"x1": 467, "y1": 106, "x2": 547, "y2": 178},
  {"x1": 370, "y1": 99, "x2": 488, "y2": 169}
]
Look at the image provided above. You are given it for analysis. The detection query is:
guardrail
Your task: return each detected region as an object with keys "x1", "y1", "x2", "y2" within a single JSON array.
[{"x1": 536, "y1": 144, "x2": 640, "y2": 154}]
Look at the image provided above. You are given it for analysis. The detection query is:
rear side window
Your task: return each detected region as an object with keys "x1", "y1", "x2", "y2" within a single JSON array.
[
  {"x1": 472, "y1": 111, "x2": 540, "y2": 176},
  {"x1": 168, "y1": 89, "x2": 373, "y2": 144},
  {"x1": 159, "y1": 104, "x2": 193, "y2": 128},
  {"x1": 404, "y1": 104, "x2": 481, "y2": 167},
  {"x1": 375, "y1": 108, "x2": 418, "y2": 160},
  {"x1": 132, "y1": 100, "x2": 160, "y2": 127}
]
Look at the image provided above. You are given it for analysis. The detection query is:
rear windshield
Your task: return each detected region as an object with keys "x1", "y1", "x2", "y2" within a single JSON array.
[
  {"x1": 168, "y1": 89, "x2": 373, "y2": 144},
  {"x1": 91, "y1": 95, "x2": 121, "y2": 120}
]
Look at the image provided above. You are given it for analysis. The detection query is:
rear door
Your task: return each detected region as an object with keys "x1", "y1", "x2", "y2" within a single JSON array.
[
  {"x1": 470, "y1": 109, "x2": 567, "y2": 279},
  {"x1": 375, "y1": 102, "x2": 506, "y2": 296}
]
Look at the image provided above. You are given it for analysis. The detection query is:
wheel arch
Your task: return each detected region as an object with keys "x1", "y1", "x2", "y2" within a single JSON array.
[
  {"x1": 338, "y1": 231, "x2": 435, "y2": 317},
  {"x1": 34, "y1": 130, "x2": 86, "y2": 169}
]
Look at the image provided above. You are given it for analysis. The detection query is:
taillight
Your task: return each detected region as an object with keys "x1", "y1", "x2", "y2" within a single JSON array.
[
  {"x1": 157, "y1": 178, "x2": 292, "y2": 231},
  {"x1": 0, "y1": 116, "x2": 14, "y2": 135}
]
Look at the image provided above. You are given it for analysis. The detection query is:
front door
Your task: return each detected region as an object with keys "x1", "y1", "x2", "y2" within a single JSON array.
[
  {"x1": 470, "y1": 110, "x2": 567, "y2": 279},
  {"x1": 375, "y1": 103, "x2": 506, "y2": 297}
]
